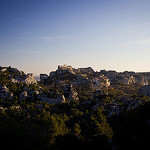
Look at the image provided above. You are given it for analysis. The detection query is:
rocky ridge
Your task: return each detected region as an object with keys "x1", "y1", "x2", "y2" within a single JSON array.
[
  {"x1": 0, "y1": 66, "x2": 80, "y2": 104},
  {"x1": 38, "y1": 64, "x2": 150, "y2": 117},
  {"x1": 40, "y1": 64, "x2": 150, "y2": 90},
  {"x1": 0, "y1": 66, "x2": 37, "y2": 85},
  {"x1": 99, "y1": 70, "x2": 150, "y2": 85},
  {"x1": 0, "y1": 65, "x2": 150, "y2": 150},
  {"x1": 1, "y1": 65, "x2": 150, "y2": 117}
]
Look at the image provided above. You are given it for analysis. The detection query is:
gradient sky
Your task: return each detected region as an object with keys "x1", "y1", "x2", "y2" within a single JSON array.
[{"x1": 1, "y1": 0, "x2": 150, "y2": 75}]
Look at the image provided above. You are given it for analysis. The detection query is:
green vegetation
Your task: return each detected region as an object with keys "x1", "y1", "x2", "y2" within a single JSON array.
[
  {"x1": 0, "y1": 67, "x2": 150, "y2": 150},
  {"x1": 0, "y1": 100, "x2": 113, "y2": 150},
  {"x1": 109, "y1": 101, "x2": 150, "y2": 150}
]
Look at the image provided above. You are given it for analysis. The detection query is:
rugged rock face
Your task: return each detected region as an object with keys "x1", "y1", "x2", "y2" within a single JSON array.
[
  {"x1": 0, "y1": 66, "x2": 37, "y2": 85},
  {"x1": 48, "y1": 65, "x2": 77, "y2": 82},
  {"x1": 135, "y1": 75, "x2": 149, "y2": 86},
  {"x1": 74, "y1": 67, "x2": 95, "y2": 74},
  {"x1": 40, "y1": 65, "x2": 150, "y2": 94},
  {"x1": 59, "y1": 95, "x2": 66, "y2": 103},
  {"x1": 0, "y1": 85, "x2": 13, "y2": 100},
  {"x1": 10, "y1": 73, "x2": 37, "y2": 85},
  {"x1": 56, "y1": 64, "x2": 75, "y2": 74},
  {"x1": 48, "y1": 65, "x2": 95, "y2": 80},
  {"x1": 137, "y1": 85, "x2": 150, "y2": 97},
  {"x1": 0, "y1": 67, "x2": 7, "y2": 72},
  {"x1": 100, "y1": 70, "x2": 149, "y2": 85},
  {"x1": 24, "y1": 73, "x2": 37, "y2": 85},
  {"x1": 54, "y1": 65, "x2": 95, "y2": 75},
  {"x1": 92, "y1": 75, "x2": 110, "y2": 90},
  {"x1": 38, "y1": 94, "x2": 66, "y2": 104},
  {"x1": 68, "y1": 85, "x2": 79, "y2": 101},
  {"x1": 42, "y1": 65, "x2": 94, "y2": 85},
  {"x1": 0, "y1": 66, "x2": 38, "y2": 101}
]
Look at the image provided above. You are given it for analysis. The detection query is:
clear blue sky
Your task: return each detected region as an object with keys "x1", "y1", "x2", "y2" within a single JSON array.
[{"x1": 1, "y1": 0, "x2": 150, "y2": 75}]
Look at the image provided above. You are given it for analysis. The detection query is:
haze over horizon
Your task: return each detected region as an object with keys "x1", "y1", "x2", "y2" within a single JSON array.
[{"x1": 1, "y1": 0, "x2": 150, "y2": 75}]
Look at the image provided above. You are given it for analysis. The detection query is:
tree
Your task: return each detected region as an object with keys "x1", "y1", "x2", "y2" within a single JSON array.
[{"x1": 91, "y1": 107, "x2": 113, "y2": 139}]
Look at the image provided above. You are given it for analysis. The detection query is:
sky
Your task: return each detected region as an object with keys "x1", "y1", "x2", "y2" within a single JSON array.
[{"x1": 1, "y1": 0, "x2": 150, "y2": 75}]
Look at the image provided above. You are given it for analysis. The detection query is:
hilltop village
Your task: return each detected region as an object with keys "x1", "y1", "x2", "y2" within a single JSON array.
[
  {"x1": 39, "y1": 64, "x2": 150, "y2": 116},
  {"x1": 1, "y1": 65, "x2": 150, "y2": 117},
  {"x1": 1, "y1": 65, "x2": 150, "y2": 150}
]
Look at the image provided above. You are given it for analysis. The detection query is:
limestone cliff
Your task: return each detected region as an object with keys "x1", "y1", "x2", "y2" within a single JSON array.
[
  {"x1": 24, "y1": 73, "x2": 37, "y2": 85},
  {"x1": 92, "y1": 75, "x2": 110, "y2": 90},
  {"x1": 99, "y1": 70, "x2": 149, "y2": 85},
  {"x1": 0, "y1": 66, "x2": 37, "y2": 85}
]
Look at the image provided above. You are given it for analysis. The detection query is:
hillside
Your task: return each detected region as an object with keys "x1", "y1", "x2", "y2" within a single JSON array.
[{"x1": 0, "y1": 65, "x2": 150, "y2": 150}]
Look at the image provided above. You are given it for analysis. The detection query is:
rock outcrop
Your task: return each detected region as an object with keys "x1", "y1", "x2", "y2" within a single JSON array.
[
  {"x1": 24, "y1": 73, "x2": 37, "y2": 85},
  {"x1": 42, "y1": 65, "x2": 94, "y2": 86},
  {"x1": 74, "y1": 67, "x2": 95, "y2": 74},
  {"x1": 0, "y1": 85, "x2": 13, "y2": 100},
  {"x1": 48, "y1": 64, "x2": 95, "y2": 80},
  {"x1": 38, "y1": 94, "x2": 66, "y2": 104},
  {"x1": 57, "y1": 64, "x2": 75, "y2": 74},
  {"x1": 92, "y1": 75, "x2": 110, "y2": 90},
  {"x1": 68, "y1": 85, "x2": 79, "y2": 102},
  {"x1": 54, "y1": 65, "x2": 95, "y2": 75},
  {"x1": 0, "y1": 66, "x2": 37, "y2": 85},
  {"x1": 100, "y1": 70, "x2": 149, "y2": 85}
]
